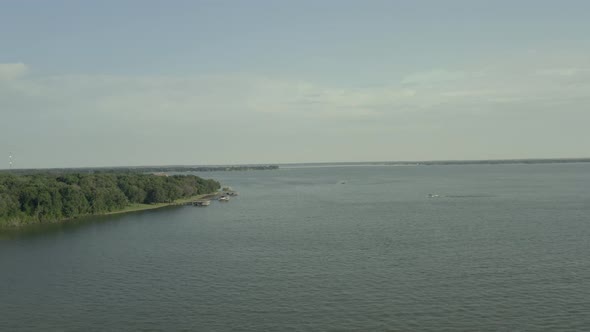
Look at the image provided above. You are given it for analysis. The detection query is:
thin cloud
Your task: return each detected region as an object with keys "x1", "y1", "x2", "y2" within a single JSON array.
[{"x1": 0, "y1": 63, "x2": 28, "y2": 80}]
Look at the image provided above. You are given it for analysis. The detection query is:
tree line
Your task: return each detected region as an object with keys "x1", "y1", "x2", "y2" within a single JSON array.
[
  {"x1": 1, "y1": 165, "x2": 279, "y2": 176},
  {"x1": 0, "y1": 173, "x2": 220, "y2": 227}
]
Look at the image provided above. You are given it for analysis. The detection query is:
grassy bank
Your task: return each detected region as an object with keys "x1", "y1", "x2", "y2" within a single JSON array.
[{"x1": 103, "y1": 193, "x2": 216, "y2": 216}]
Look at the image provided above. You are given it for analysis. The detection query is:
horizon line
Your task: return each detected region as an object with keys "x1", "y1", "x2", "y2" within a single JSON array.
[{"x1": 2, "y1": 157, "x2": 590, "y2": 171}]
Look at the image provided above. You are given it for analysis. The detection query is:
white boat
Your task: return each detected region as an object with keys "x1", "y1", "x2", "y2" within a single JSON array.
[{"x1": 219, "y1": 195, "x2": 229, "y2": 202}]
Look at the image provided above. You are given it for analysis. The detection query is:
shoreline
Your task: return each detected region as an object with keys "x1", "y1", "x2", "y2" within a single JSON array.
[
  {"x1": 102, "y1": 193, "x2": 217, "y2": 216},
  {"x1": 0, "y1": 193, "x2": 220, "y2": 230}
]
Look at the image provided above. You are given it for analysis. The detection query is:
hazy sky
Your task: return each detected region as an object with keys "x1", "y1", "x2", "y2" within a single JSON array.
[{"x1": 1, "y1": 0, "x2": 589, "y2": 168}]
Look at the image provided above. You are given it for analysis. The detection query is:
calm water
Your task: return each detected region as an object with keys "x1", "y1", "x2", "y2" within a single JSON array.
[{"x1": 1, "y1": 164, "x2": 589, "y2": 331}]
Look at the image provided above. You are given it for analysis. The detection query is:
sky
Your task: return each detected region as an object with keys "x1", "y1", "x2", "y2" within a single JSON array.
[{"x1": 1, "y1": 0, "x2": 589, "y2": 168}]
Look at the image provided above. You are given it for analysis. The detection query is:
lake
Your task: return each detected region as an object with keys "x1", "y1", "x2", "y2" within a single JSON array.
[{"x1": 1, "y1": 163, "x2": 589, "y2": 331}]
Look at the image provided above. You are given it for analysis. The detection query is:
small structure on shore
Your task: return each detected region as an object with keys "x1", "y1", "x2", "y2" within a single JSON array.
[{"x1": 171, "y1": 199, "x2": 211, "y2": 206}]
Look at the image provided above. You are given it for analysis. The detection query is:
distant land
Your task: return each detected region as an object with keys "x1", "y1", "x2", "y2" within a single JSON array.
[
  {"x1": 0, "y1": 165, "x2": 279, "y2": 175},
  {"x1": 394, "y1": 157, "x2": 590, "y2": 166},
  {"x1": 281, "y1": 158, "x2": 590, "y2": 167},
  {"x1": 1, "y1": 158, "x2": 589, "y2": 174}
]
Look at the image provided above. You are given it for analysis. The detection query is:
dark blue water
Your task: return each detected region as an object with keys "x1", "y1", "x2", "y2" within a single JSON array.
[{"x1": 1, "y1": 164, "x2": 589, "y2": 331}]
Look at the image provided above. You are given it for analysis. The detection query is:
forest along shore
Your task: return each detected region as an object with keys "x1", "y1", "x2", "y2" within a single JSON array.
[{"x1": 0, "y1": 172, "x2": 221, "y2": 228}]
